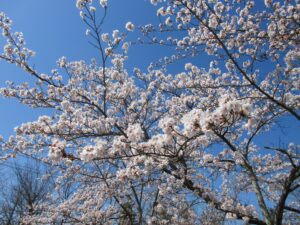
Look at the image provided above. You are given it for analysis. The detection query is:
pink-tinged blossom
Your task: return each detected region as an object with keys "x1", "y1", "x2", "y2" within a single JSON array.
[
  {"x1": 57, "y1": 56, "x2": 67, "y2": 68},
  {"x1": 165, "y1": 17, "x2": 172, "y2": 26},
  {"x1": 112, "y1": 29, "x2": 119, "y2": 39},
  {"x1": 150, "y1": 0, "x2": 159, "y2": 6},
  {"x1": 89, "y1": 6, "x2": 96, "y2": 12},
  {"x1": 0, "y1": 0, "x2": 299, "y2": 224},
  {"x1": 79, "y1": 11, "x2": 85, "y2": 19},
  {"x1": 125, "y1": 22, "x2": 135, "y2": 31},
  {"x1": 121, "y1": 42, "x2": 129, "y2": 53},
  {"x1": 126, "y1": 123, "x2": 144, "y2": 142},
  {"x1": 264, "y1": 0, "x2": 272, "y2": 7},
  {"x1": 158, "y1": 117, "x2": 176, "y2": 134},
  {"x1": 101, "y1": 33, "x2": 109, "y2": 42},
  {"x1": 208, "y1": 15, "x2": 218, "y2": 29},
  {"x1": 99, "y1": 0, "x2": 107, "y2": 7},
  {"x1": 48, "y1": 139, "x2": 66, "y2": 161},
  {"x1": 79, "y1": 139, "x2": 106, "y2": 162}
]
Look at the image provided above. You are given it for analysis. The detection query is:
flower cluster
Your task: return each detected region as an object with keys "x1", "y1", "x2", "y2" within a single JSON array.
[{"x1": 0, "y1": 1, "x2": 299, "y2": 225}]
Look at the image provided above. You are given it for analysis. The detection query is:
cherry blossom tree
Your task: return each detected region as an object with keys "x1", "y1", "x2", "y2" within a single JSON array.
[{"x1": 0, "y1": 0, "x2": 299, "y2": 224}]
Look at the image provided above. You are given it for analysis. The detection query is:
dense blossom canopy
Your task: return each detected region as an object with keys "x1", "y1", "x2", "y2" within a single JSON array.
[{"x1": 0, "y1": 0, "x2": 299, "y2": 224}]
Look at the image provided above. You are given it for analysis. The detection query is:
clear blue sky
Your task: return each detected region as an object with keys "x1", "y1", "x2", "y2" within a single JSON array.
[
  {"x1": 0, "y1": 1, "x2": 299, "y2": 219},
  {"x1": 0, "y1": 0, "x2": 298, "y2": 147},
  {"x1": 0, "y1": 0, "x2": 166, "y2": 138}
]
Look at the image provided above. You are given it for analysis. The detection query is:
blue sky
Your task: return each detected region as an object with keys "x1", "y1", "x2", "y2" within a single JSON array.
[
  {"x1": 0, "y1": 0, "x2": 298, "y2": 145},
  {"x1": 0, "y1": 1, "x2": 299, "y2": 220},
  {"x1": 0, "y1": 0, "x2": 209, "y2": 139},
  {"x1": 0, "y1": 0, "x2": 164, "y2": 138}
]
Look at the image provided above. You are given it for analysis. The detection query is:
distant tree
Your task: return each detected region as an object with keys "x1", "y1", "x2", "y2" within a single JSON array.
[
  {"x1": 0, "y1": 161, "x2": 53, "y2": 225},
  {"x1": 0, "y1": 0, "x2": 299, "y2": 225}
]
